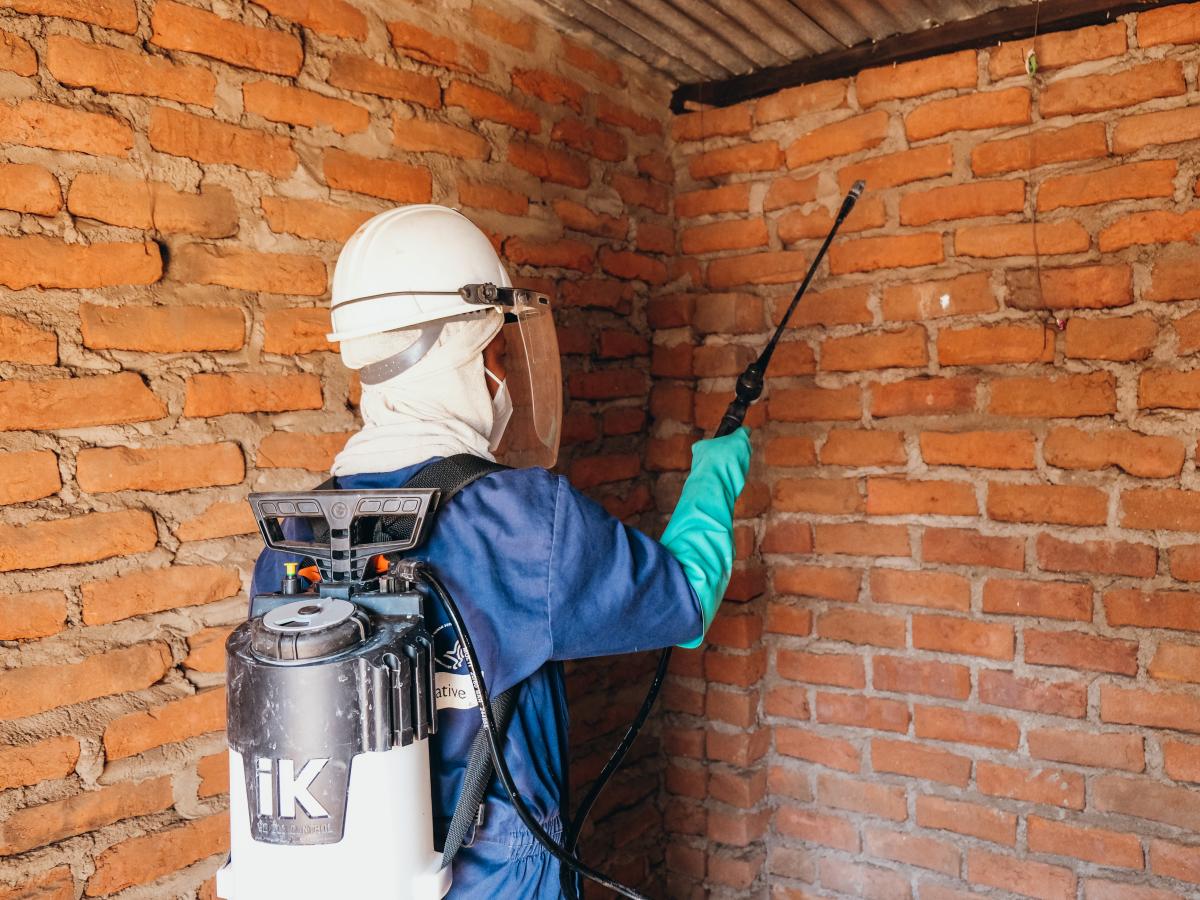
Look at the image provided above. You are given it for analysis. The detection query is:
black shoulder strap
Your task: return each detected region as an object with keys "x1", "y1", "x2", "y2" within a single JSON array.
[{"x1": 391, "y1": 455, "x2": 519, "y2": 870}]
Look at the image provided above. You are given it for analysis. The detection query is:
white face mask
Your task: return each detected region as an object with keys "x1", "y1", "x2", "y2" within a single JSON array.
[{"x1": 485, "y1": 367, "x2": 513, "y2": 452}]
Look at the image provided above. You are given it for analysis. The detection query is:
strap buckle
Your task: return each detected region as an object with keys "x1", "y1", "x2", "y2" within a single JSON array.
[{"x1": 463, "y1": 802, "x2": 485, "y2": 848}]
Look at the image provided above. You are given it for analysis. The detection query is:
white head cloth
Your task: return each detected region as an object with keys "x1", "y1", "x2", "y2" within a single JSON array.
[{"x1": 331, "y1": 312, "x2": 502, "y2": 477}]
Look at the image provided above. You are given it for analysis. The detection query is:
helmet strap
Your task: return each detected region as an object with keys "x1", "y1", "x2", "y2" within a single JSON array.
[{"x1": 358, "y1": 323, "x2": 446, "y2": 385}]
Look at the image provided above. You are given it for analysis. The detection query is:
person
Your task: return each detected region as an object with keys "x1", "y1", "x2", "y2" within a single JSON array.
[{"x1": 250, "y1": 204, "x2": 751, "y2": 898}]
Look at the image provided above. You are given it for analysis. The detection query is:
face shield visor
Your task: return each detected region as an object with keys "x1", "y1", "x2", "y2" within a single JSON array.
[{"x1": 462, "y1": 283, "x2": 562, "y2": 470}]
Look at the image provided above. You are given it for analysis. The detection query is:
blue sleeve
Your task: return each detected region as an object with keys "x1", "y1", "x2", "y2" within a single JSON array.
[{"x1": 546, "y1": 476, "x2": 703, "y2": 660}]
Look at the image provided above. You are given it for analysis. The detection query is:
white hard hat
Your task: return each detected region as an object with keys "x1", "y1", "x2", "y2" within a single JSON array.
[{"x1": 327, "y1": 205, "x2": 511, "y2": 343}]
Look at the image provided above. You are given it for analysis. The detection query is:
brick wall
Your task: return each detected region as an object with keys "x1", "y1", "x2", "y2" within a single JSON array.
[
  {"x1": 0, "y1": 1, "x2": 674, "y2": 895},
  {"x1": 660, "y1": 6, "x2": 1200, "y2": 898}
]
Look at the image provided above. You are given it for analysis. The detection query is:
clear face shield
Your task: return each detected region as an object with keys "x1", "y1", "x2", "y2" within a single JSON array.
[{"x1": 462, "y1": 283, "x2": 562, "y2": 470}]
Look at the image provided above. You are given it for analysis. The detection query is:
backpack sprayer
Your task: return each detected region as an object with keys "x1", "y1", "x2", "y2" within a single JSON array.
[{"x1": 215, "y1": 181, "x2": 863, "y2": 900}]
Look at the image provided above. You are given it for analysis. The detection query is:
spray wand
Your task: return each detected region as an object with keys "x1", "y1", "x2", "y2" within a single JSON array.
[{"x1": 562, "y1": 180, "x2": 866, "y2": 894}]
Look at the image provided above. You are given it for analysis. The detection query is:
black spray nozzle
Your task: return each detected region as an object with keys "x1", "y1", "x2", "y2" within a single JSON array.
[{"x1": 713, "y1": 181, "x2": 865, "y2": 438}]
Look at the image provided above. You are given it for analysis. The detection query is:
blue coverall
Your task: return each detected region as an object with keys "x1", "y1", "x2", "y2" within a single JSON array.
[{"x1": 250, "y1": 461, "x2": 703, "y2": 898}]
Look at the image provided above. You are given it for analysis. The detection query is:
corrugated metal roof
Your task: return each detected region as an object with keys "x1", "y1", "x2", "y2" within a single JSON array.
[{"x1": 528, "y1": 0, "x2": 1037, "y2": 83}]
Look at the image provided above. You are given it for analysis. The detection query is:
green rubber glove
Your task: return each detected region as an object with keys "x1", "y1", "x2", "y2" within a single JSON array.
[{"x1": 661, "y1": 427, "x2": 751, "y2": 649}]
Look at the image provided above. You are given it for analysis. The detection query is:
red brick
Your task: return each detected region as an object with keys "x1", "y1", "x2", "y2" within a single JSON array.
[
  {"x1": 817, "y1": 772, "x2": 906, "y2": 821},
  {"x1": 677, "y1": 183, "x2": 750, "y2": 218},
  {"x1": 77, "y1": 442, "x2": 242, "y2": 495},
  {"x1": 906, "y1": 87, "x2": 1031, "y2": 141},
  {"x1": 778, "y1": 649, "x2": 864, "y2": 688},
  {"x1": 865, "y1": 826, "x2": 960, "y2": 876},
  {"x1": 150, "y1": 107, "x2": 295, "y2": 177},
  {"x1": 820, "y1": 429, "x2": 906, "y2": 466},
  {"x1": 923, "y1": 528, "x2": 1024, "y2": 570},
  {"x1": 173, "y1": 245, "x2": 324, "y2": 296},
  {"x1": 1114, "y1": 105, "x2": 1200, "y2": 154},
  {"x1": 977, "y1": 762, "x2": 1084, "y2": 810},
  {"x1": 1029, "y1": 728, "x2": 1145, "y2": 772},
  {"x1": 258, "y1": 0, "x2": 366, "y2": 38},
  {"x1": 1025, "y1": 629, "x2": 1139, "y2": 675},
  {"x1": 871, "y1": 739, "x2": 970, "y2": 787},
  {"x1": 982, "y1": 578, "x2": 1092, "y2": 622},
  {"x1": 773, "y1": 478, "x2": 862, "y2": 516},
  {"x1": 387, "y1": 19, "x2": 487, "y2": 73},
  {"x1": 871, "y1": 568, "x2": 969, "y2": 611},
  {"x1": 1170, "y1": 544, "x2": 1200, "y2": 581},
  {"x1": 971, "y1": 122, "x2": 1108, "y2": 176},
  {"x1": 0, "y1": 28, "x2": 34, "y2": 76},
  {"x1": 989, "y1": 23, "x2": 1126, "y2": 78},
  {"x1": 0, "y1": 589, "x2": 67, "y2": 641},
  {"x1": 151, "y1": 0, "x2": 301, "y2": 75},
  {"x1": 1102, "y1": 684, "x2": 1200, "y2": 734},
  {"x1": 0, "y1": 235, "x2": 160, "y2": 290},
  {"x1": 867, "y1": 478, "x2": 978, "y2": 516},
  {"x1": 185, "y1": 625, "x2": 234, "y2": 673},
  {"x1": 819, "y1": 858, "x2": 912, "y2": 900},
  {"x1": 0, "y1": 0, "x2": 135, "y2": 31},
  {"x1": 956, "y1": 220, "x2": 1090, "y2": 258},
  {"x1": 0, "y1": 640, "x2": 169, "y2": 721},
  {"x1": 458, "y1": 180, "x2": 527, "y2": 217},
  {"x1": 873, "y1": 655, "x2": 970, "y2": 700},
  {"x1": 1050, "y1": 426, "x2": 1180, "y2": 480},
  {"x1": 768, "y1": 385, "x2": 862, "y2": 422},
  {"x1": 785, "y1": 110, "x2": 888, "y2": 168},
  {"x1": 920, "y1": 430, "x2": 1036, "y2": 469},
  {"x1": 81, "y1": 303, "x2": 242, "y2": 353},
  {"x1": 0, "y1": 449, "x2": 59, "y2": 505},
  {"x1": 1010, "y1": 263, "x2": 1134, "y2": 310},
  {"x1": 763, "y1": 174, "x2": 819, "y2": 211},
  {"x1": 1041, "y1": 60, "x2": 1185, "y2": 117},
  {"x1": 244, "y1": 80, "x2": 367, "y2": 135},
  {"x1": 70, "y1": 174, "x2": 236, "y2": 238},
  {"x1": 968, "y1": 848, "x2": 1076, "y2": 900},
  {"x1": 816, "y1": 523, "x2": 909, "y2": 558},
  {"x1": 263, "y1": 307, "x2": 334, "y2": 356},
  {"x1": 103, "y1": 689, "x2": 225, "y2": 760},
  {"x1": 828, "y1": 232, "x2": 944, "y2": 274},
  {"x1": 1150, "y1": 642, "x2": 1200, "y2": 685},
  {"x1": 755, "y1": 79, "x2": 846, "y2": 124},
  {"x1": 775, "y1": 807, "x2": 858, "y2": 851},
  {"x1": 774, "y1": 565, "x2": 862, "y2": 602},
  {"x1": 1082, "y1": 880, "x2": 1185, "y2": 900},
  {"x1": 681, "y1": 219, "x2": 766, "y2": 255},
  {"x1": 0, "y1": 372, "x2": 164, "y2": 432},
  {"x1": 689, "y1": 142, "x2": 782, "y2": 180},
  {"x1": 821, "y1": 326, "x2": 927, "y2": 372},
  {"x1": 902, "y1": 179, "x2": 1025, "y2": 226},
  {"x1": 446, "y1": 80, "x2": 538, "y2": 132},
  {"x1": 82, "y1": 565, "x2": 241, "y2": 626},
  {"x1": 1163, "y1": 740, "x2": 1200, "y2": 783},
  {"x1": 1144, "y1": 247, "x2": 1200, "y2": 302},
  {"x1": 596, "y1": 95, "x2": 660, "y2": 136},
  {"x1": 324, "y1": 148, "x2": 432, "y2": 202},
  {"x1": 0, "y1": 99, "x2": 132, "y2": 157},
  {"x1": 671, "y1": 104, "x2": 752, "y2": 141},
  {"x1": 183, "y1": 372, "x2": 322, "y2": 417},
  {"x1": 777, "y1": 193, "x2": 887, "y2": 243},
  {"x1": 764, "y1": 685, "x2": 810, "y2": 721},
  {"x1": 1099, "y1": 209, "x2": 1200, "y2": 252},
  {"x1": 777, "y1": 727, "x2": 860, "y2": 773},
  {"x1": 817, "y1": 609, "x2": 905, "y2": 648},
  {"x1": 600, "y1": 248, "x2": 667, "y2": 284},
  {"x1": 553, "y1": 199, "x2": 626, "y2": 241},
  {"x1": 0, "y1": 735, "x2": 78, "y2": 792},
  {"x1": 817, "y1": 693, "x2": 910, "y2": 734},
  {"x1": 505, "y1": 237, "x2": 593, "y2": 273},
  {"x1": 858, "y1": 49, "x2": 976, "y2": 105},
  {"x1": 511, "y1": 68, "x2": 584, "y2": 113},
  {"x1": 327, "y1": 54, "x2": 439, "y2": 107},
  {"x1": 913, "y1": 615, "x2": 1015, "y2": 661},
  {"x1": 0, "y1": 776, "x2": 173, "y2": 857},
  {"x1": 871, "y1": 376, "x2": 978, "y2": 418},
  {"x1": 87, "y1": 814, "x2": 228, "y2": 896},
  {"x1": 1123, "y1": 489, "x2": 1200, "y2": 531},
  {"x1": 980, "y1": 669, "x2": 1086, "y2": 717},
  {"x1": 261, "y1": 196, "x2": 371, "y2": 242},
  {"x1": 1039, "y1": 160, "x2": 1176, "y2": 211},
  {"x1": 1036, "y1": 533, "x2": 1157, "y2": 578},
  {"x1": 47, "y1": 34, "x2": 214, "y2": 106},
  {"x1": 988, "y1": 371, "x2": 1116, "y2": 417},
  {"x1": 917, "y1": 796, "x2": 1016, "y2": 845},
  {"x1": 0, "y1": 162, "x2": 59, "y2": 217},
  {"x1": 1139, "y1": 368, "x2": 1200, "y2": 411},
  {"x1": 1094, "y1": 775, "x2": 1200, "y2": 831},
  {"x1": 508, "y1": 140, "x2": 589, "y2": 188},
  {"x1": 882, "y1": 272, "x2": 997, "y2": 321},
  {"x1": 177, "y1": 500, "x2": 255, "y2": 544},
  {"x1": 561, "y1": 35, "x2": 622, "y2": 85},
  {"x1": 761, "y1": 521, "x2": 813, "y2": 554},
  {"x1": 937, "y1": 324, "x2": 1053, "y2": 366},
  {"x1": 1151, "y1": 840, "x2": 1200, "y2": 886}
]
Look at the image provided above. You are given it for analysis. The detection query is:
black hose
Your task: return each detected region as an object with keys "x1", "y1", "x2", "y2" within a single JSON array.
[{"x1": 414, "y1": 564, "x2": 653, "y2": 900}]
